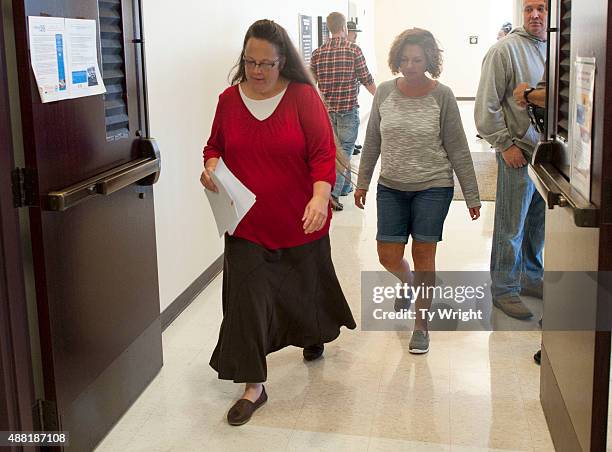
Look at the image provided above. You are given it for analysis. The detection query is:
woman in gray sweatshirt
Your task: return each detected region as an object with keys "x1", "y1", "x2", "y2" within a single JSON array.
[{"x1": 355, "y1": 28, "x2": 481, "y2": 353}]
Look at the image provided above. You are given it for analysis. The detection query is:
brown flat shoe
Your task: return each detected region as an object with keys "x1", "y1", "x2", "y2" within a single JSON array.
[{"x1": 227, "y1": 386, "x2": 268, "y2": 426}]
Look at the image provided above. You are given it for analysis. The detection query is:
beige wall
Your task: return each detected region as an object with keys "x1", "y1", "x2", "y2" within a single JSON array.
[
  {"x1": 513, "y1": 0, "x2": 524, "y2": 31},
  {"x1": 349, "y1": 0, "x2": 378, "y2": 121},
  {"x1": 143, "y1": 1, "x2": 371, "y2": 312},
  {"x1": 374, "y1": 0, "x2": 514, "y2": 98}
]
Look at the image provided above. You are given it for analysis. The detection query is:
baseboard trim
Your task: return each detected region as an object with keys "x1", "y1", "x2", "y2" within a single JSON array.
[
  {"x1": 457, "y1": 97, "x2": 476, "y2": 101},
  {"x1": 161, "y1": 254, "x2": 223, "y2": 331}
]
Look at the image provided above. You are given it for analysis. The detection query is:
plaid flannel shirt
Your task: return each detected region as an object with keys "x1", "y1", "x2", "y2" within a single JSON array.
[{"x1": 310, "y1": 37, "x2": 374, "y2": 113}]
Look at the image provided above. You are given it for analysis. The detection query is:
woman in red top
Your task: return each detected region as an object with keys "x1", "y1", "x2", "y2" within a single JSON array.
[{"x1": 201, "y1": 19, "x2": 355, "y2": 426}]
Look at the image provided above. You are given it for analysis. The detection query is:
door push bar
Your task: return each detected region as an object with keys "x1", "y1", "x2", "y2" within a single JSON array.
[
  {"x1": 44, "y1": 138, "x2": 161, "y2": 212},
  {"x1": 528, "y1": 141, "x2": 599, "y2": 228}
]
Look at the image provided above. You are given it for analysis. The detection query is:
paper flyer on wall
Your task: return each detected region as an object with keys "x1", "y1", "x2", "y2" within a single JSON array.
[{"x1": 28, "y1": 16, "x2": 106, "y2": 103}]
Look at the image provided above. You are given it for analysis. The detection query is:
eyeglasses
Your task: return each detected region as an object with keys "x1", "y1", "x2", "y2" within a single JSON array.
[{"x1": 243, "y1": 57, "x2": 279, "y2": 72}]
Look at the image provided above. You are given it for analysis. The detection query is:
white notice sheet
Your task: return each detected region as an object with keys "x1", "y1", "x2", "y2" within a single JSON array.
[
  {"x1": 28, "y1": 16, "x2": 69, "y2": 102},
  {"x1": 570, "y1": 57, "x2": 596, "y2": 201},
  {"x1": 28, "y1": 16, "x2": 106, "y2": 103},
  {"x1": 65, "y1": 19, "x2": 106, "y2": 97}
]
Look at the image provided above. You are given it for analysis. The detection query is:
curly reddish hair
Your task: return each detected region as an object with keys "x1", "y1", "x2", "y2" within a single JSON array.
[{"x1": 388, "y1": 28, "x2": 443, "y2": 78}]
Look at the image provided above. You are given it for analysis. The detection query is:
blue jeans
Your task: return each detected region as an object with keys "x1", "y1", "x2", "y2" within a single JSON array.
[
  {"x1": 490, "y1": 151, "x2": 545, "y2": 299},
  {"x1": 376, "y1": 185, "x2": 454, "y2": 243},
  {"x1": 329, "y1": 108, "x2": 359, "y2": 198}
]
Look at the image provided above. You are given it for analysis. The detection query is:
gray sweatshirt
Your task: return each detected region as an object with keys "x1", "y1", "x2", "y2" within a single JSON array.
[
  {"x1": 474, "y1": 27, "x2": 546, "y2": 154},
  {"x1": 357, "y1": 79, "x2": 481, "y2": 208}
]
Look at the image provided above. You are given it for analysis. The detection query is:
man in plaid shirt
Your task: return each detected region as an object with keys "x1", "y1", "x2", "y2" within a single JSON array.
[{"x1": 311, "y1": 12, "x2": 376, "y2": 210}]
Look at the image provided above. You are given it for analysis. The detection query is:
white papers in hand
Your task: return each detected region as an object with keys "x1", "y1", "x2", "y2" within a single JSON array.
[{"x1": 204, "y1": 158, "x2": 256, "y2": 236}]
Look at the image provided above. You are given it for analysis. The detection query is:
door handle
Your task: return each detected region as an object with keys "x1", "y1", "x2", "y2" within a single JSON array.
[
  {"x1": 528, "y1": 163, "x2": 570, "y2": 208},
  {"x1": 528, "y1": 141, "x2": 599, "y2": 227},
  {"x1": 44, "y1": 138, "x2": 161, "y2": 211}
]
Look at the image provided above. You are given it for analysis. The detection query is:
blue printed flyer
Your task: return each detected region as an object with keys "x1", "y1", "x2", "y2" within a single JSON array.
[{"x1": 28, "y1": 16, "x2": 106, "y2": 103}]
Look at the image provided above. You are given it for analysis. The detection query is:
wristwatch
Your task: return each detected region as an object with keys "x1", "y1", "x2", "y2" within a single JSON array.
[{"x1": 523, "y1": 87, "x2": 535, "y2": 104}]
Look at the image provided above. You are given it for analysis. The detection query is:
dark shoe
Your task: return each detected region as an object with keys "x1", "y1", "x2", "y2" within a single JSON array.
[
  {"x1": 534, "y1": 349, "x2": 541, "y2": 365},
  {"x1": 352, "y1": 147, "x2": 361, "y2": 155},
  {"x1": 303, "y1": 343, "x2": 324, "y2": 361},
  {"x1": 227, "y1": 386, "x2": 268, "y2": 426},
  {"x1": 493, "y1": 295, "x2": 533, "y2": 320},
  {"x1": 330, "y1": 196, "x2": 343, "y2": 211}
]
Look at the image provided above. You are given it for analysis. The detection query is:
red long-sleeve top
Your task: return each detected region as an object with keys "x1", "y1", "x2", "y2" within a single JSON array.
[{"x1": 203, "y1": 82, "x2": 337, "y2": 250}]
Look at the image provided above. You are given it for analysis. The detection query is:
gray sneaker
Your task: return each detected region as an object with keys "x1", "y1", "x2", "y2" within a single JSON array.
[
  {"x1": 409, "y1": 330, "x2": 429, "y2": 354},
  {"x1": 493, "y1": 295, "x2": 533, "y2": 320}
]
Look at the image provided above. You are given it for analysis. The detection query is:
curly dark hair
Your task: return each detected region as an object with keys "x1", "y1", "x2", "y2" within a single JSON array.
[
  {"x1": 388, "y1": 28, "x2": 443, "y2": 78},
  {"x1": 229, "y1": 19, "x2": 315, "y2": 87}
]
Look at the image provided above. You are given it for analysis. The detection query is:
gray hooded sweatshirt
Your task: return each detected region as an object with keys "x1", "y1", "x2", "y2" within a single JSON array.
[{"x1": 474, "y1": 27, "x2": 546, "y2": 154}]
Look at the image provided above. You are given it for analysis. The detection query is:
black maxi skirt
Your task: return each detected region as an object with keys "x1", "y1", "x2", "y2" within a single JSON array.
[{"x1": 210, "y1": 233, "x2": 356, "y2": 383}]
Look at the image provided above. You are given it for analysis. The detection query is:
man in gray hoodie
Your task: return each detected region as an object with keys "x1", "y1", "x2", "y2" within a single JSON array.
[{"x1": 475, "y1": 0, "x2": 547, "y2": 319}]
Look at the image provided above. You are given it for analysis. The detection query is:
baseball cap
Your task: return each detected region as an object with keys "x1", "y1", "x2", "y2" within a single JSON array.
[{"x1": 347, "y1": 21, "x2": 362, "y2": 32}]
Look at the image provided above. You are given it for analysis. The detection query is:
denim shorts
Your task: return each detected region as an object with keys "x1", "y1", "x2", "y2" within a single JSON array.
[{"x1": 376, "y1": 184, "x2": 454, "y2": 243}]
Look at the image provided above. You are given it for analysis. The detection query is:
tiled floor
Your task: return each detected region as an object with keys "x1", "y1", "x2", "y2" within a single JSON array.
[
  {"x1": 96, "y1": 208, "x2": 553, "y2": 451},
  {"x1": 96, "y1": 102, "x2": 554, "y2": 451}
]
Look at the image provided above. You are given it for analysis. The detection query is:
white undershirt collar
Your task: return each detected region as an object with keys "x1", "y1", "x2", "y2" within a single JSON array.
[{"x1": 239, "y1": 84, "x2": 288, "y2": 121}]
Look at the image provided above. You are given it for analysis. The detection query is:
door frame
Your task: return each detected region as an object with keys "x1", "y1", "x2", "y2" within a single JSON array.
[{"x1": 0, "y1": 0, "x2": 36, "y2": 438}]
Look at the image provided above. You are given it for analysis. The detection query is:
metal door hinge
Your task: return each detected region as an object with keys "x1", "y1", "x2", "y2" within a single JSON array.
[
  {"x1": 33, "y1": 399, "x2": 59, "y2": 431},
  {"x1": 11, "y1": 167, "x2": 38, "y2": 208}
]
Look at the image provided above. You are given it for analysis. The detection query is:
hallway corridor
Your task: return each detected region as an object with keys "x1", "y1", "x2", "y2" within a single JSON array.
[{"x1": 96, "y1": 194, "x2": 554, "y2": 451}]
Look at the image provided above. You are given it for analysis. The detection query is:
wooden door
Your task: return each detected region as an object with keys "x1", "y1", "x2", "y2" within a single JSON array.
[
  {"x1": 529, "y1": 0, "x2": 612, "y2": 450},
  {"x1": 9, "y1": 0, "x2": 163, "y2": 449}
]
